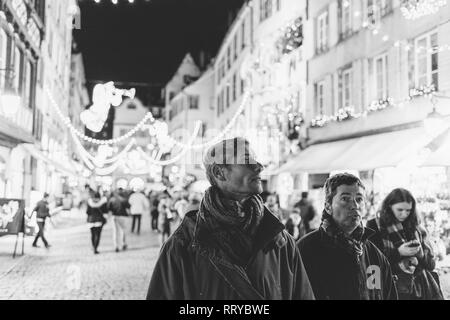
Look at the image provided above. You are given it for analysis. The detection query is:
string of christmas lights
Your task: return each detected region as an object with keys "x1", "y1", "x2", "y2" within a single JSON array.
[
  {"x1": 45, "y1": 87, "x2": 156, "y2": 145},
  {"x1": 310, "y1": 84, "x2": 437, "y2": 128},
  {"x1": 137, "y1": 121, "x2": 202, "y2": 166}
]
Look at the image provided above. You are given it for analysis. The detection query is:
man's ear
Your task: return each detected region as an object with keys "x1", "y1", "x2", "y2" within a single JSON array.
[{"x1": 212, "y1": 165, "x2": 226, "y2": 182}]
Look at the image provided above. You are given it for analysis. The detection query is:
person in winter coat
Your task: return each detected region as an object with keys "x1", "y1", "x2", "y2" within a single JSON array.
[
  {"x1": 108, "y1": 189, "x2": 131, "y2": 252},
  {"x1": 366, "y1": 188, "x2": 444, "y2": 300},
  {"x1": 31, "y1": 192, "x2": 51, "y2": 248},
  {"x1": 147, "y1": 138, "x2": 315, "y2": 300},
  {"x1": 298, "y1": 173, "x2": 398, "y2": 300},
  {"x1": 294, "y1": 192, "x2": 317, "y2": 233},
  {"x1": 129, "y1": 190, "x2": 150, "y2": 235},
  {"x1": 86, "y1": 192, "x2": 108, "y2": 254}
]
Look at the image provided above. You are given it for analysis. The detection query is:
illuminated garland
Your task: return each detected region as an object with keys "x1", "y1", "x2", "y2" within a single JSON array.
[
  {"x1": 45, "y1": 87, "x2": 156, "y2": 145},
  {"x1": 311, "y1": 84, "x2": 436, "y2": 128},
  {"x1": 400, "y1": 0, "x2": 447, "y2": 20}
]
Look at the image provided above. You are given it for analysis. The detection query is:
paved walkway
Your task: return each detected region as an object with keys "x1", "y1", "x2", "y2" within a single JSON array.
[
  {"x1": 0, "y1": 209, "x2": 161, "y2": 300},
  {"x1": 1, "y1": 208, "x2": 450, "y2": 300}
]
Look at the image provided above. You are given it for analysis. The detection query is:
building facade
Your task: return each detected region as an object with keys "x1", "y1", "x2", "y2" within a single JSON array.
[
  {"x1": 276, "y1": 0, "x2": 450, "y2": 215},
  {"x1": 0, "y1": 0, "x2": 45, "y2": 202}
]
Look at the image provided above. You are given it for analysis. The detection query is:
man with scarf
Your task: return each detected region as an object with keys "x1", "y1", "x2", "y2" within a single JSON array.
[
  {"x1": 146, "y1": 138, "x2": 315, "y2": 300},
  {"x1": 297, "y1": 173, "x2": 398, "y2": 300}
]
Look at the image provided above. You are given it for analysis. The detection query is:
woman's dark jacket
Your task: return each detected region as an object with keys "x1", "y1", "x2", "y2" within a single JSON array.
[
  {"x1": 297, "y1": 227, "x2": 398, "y2": 300},
  {"x1": 147, "y1": 209, "x2": 315, "y2": 300},
  {"x1": 86, "y1": 199, "x2": 108, "y2": 224}
]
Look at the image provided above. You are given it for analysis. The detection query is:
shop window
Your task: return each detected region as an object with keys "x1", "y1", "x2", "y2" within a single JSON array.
[{"x1": 309, "y1": 174, "x2": 329, "y2": 189}]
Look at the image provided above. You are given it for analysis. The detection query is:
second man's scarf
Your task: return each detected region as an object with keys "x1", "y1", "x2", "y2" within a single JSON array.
[
  {"x1": 321, "y1": 211, "x2": 365, "y2": 260},
  {"x1": 198, "y1": 186, "x2": 264, "y2": 266}
]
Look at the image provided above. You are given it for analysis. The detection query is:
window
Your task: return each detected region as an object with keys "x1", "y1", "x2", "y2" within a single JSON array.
[
  {"x1": 0, "y1": 29, "x2": 7, "y2": 90},
  {"x1": 226, "y1": 85, "x2": 230, "y2": 108},
  {"x1": 415, "y1": 31, "x2": 439, "y2": 89},
  {"x1": 14, "y1": 47, "x2": 23, "y2": 93},
  {"x1": 342, "y1": 68, "x2": 353, "y2": 108},
  {"x1": 227, "y1": 47, "x2": 231, "y2": 69},
  {"x1": 366, "y1": 0, "x2": 389, "y2": 25},
  {"x1": 241, "y1": 77, "x2": 245, "y2": 94},
  {"x1": 234, "y1": 34, "x2": 238, "y2": 60},
  {"x1": 260, "y1": 0, "x2": 272, "y2": 22},
  {"x1": 317, "y1": 12, "x2": 329, "y2": 52},
  {"x1": 23, "y1": 60, "x2": 33, "y2": 109},
  {"x1": 341, "y1": 0, "x2": 352, "y2": 38},
  {"x1": 374, "y1": 54, "x2": 388, "y2": 99},
  {"x1": 316, "y1": 81, "x2": 325, "y2": 115},
  {"x1": 217, "y1": 95, "x2": 221, "y2": 116},
  {"x1": 276, "y1": 0, "x2": 281, "y2": 11},
  {"x1": 189, "y1": 95, "x2": 199, "y2": 109},
  {"x1": 241, "y1": 20, "x2": 246, "y2": 49},
  {"x1": 232, "y1": 74, "x2": 237, "y2": 101}
]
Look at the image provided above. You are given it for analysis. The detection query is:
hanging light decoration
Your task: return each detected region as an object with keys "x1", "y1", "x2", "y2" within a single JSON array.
[{"x1": 400, "y1": 0, "x2": 447, "y2": 20}]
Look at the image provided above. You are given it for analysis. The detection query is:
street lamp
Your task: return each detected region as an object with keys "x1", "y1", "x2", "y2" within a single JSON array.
[
  {"x1": 0, "y1": 68, "x2": 21, "y2": 117},
  {"x1": 424, "y1": 94, "x2": 449, "y2": 138}
]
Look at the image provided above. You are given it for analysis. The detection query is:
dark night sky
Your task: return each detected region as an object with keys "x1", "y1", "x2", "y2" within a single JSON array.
[{"x1": 76, "y1": 0, "x2": 246, "y2": 86}]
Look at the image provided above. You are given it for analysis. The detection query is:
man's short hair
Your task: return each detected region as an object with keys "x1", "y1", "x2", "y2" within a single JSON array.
[
  {"x1": 301, "y1": 191, "x2": 308, "y2": 198},
  {"x1": 203, "y1": 137, "x2": 255, "y2": 186},
  {"x1": 43, "y1": 192, "x2": 49, "y2": 198},
  {"x1": 323, "y1": 173, "x2": 365, "y2": 206}
]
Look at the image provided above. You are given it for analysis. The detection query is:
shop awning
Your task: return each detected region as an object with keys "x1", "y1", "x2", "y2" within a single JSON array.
[
  {"x1": 20, "y1": 143, "x2": 78, "y2": 178},
  {"x1": 421, "y1": 129, "x2": 450, "y2": 167},
  {"x1": 276, "y1": 127, "x2": 429, "y2": 174}
]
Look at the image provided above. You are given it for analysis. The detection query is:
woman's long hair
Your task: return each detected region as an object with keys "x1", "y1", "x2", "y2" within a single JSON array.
[{"x1": 379, "y1": 188, "x2": 419, "y2": 237}]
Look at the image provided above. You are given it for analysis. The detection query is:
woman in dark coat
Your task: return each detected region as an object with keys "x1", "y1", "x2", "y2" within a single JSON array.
[
  {"x1": 86, "y1": 192, "x2": 108, "y2": 254},
  {"x1": 366, "y1": 188, "x2": 443, "y2": 300}
]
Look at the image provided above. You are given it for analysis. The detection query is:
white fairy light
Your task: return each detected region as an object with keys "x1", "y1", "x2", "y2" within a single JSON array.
[{"x1": 400, "y1": 0, "x2": 447, "y2": 20}]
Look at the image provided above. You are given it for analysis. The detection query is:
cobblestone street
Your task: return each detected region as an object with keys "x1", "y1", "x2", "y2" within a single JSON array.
[
  {"x1": 0, "y1": 210, "x2": 160, "y2": 300},
  {"x1": 1, "y1": 209, "x2": 450, "y2": 300}
]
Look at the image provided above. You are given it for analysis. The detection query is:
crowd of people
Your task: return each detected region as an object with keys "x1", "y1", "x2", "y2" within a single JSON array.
[
  {"x1": 77, "y1": 183, "x2": 205, "y2": 253},
  {"x1": 146, "y1": 137, "x2": 445, "y2": 300},
  {"x1": 27, "y1": 136, "x2": 448, "y2": 300}
]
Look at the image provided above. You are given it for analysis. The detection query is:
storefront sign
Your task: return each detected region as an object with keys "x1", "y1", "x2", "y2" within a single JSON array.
[{"x1": 0, "y1": 198, "x2": 25, "y2": 236}]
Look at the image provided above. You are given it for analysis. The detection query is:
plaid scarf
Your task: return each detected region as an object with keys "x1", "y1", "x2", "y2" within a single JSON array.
[
  {"x1": 376, "y1": 217, "x2": 419, "y2": 258},
  {"x1": 198, "y1": 186, "x2": 264, "y2": 266},
  {"x1": 321, "y1": 211, "x2": 365, "y2": 259}
]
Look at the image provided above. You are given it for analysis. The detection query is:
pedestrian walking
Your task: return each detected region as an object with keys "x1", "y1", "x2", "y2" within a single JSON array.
[
  {"x1": 294, "y1": 191, "x2": 317, "y2": 233},
  {"x1": 147, "y1": 138, "x2": 315, "y2": 300},
  {"x1": 108, "y1": 189, "x2": 131, "y2": 252},
  {"x1": 86, "y1": 192, "x2": 108, "y2": 254},
  {"x1": 366, "y1": 188, "x2": 444, "y2": 300},
  {"x1": 298, "y1": 173, "x2": 398, "y2": 300},
  {"x1": 129, "y1": 189, "x2": 149, "y2": 235},
  {"x1": 30, "y1": 192, "x2": 52, "y2": 248},
  {"x1": 150, "y1": 194, "x2": 160, "y2": 232}
]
